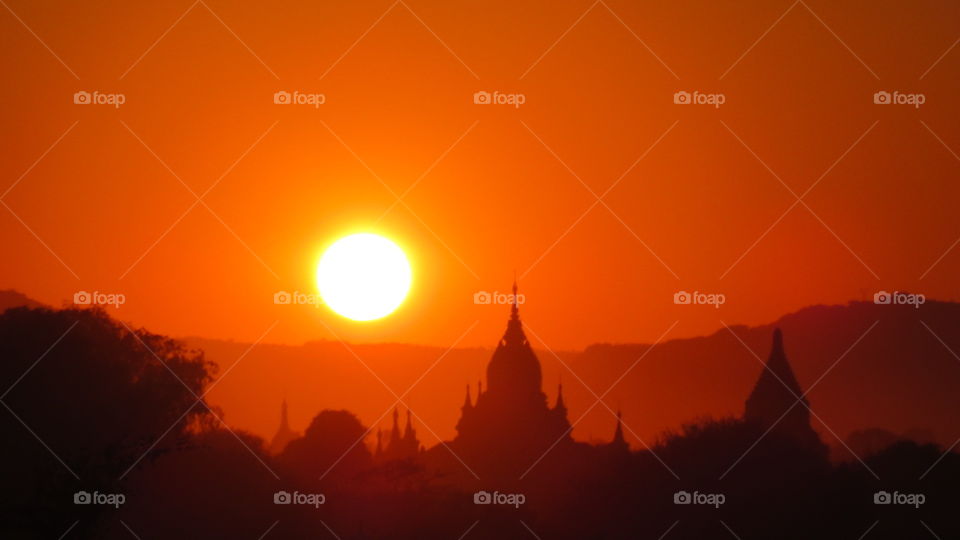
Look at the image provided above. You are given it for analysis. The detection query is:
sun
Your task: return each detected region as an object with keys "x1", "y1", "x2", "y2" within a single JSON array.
[{"x1": 316, "y1": 233, "x2": 412, "y2": 321}]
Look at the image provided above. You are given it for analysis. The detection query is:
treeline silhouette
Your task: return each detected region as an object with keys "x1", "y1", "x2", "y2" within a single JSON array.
[{"x1": 1, "y1": 306, "x2": 957, "y2": 539}]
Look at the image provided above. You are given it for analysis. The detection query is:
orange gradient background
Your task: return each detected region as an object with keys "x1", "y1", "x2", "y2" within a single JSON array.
[{"x1": 2, "y1": 0, "x2": 959, "y2": 354}]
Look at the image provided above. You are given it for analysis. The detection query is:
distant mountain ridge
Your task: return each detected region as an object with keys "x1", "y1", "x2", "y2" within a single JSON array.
[
  {"x1": 187, "y1": 299, "x2": 960, "y2": 458},
  {"x1": 3, "y1": 290, "x2": 958, "y2": 456},
  {"x1": 573, "y1": 300, "x2": 960, "y2": 454}
]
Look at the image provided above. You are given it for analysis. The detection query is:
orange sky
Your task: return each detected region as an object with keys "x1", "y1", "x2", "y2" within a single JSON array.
[{"x1": 2, "y1": 0, "x2": 959, "y2": 350}]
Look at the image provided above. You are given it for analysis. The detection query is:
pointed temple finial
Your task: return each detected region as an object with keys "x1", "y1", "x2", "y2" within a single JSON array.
[
  {"x1": 390, "y1": 406, "x2": 401, "y2": 442},
  {"x1": 269, "y1": 398, "x2": 298, "y2": 455},
  {"x1": 404, "y1": 408, "x2": 415, "y2": 440},
  {"x1": 765, "y1": 328, "x2": 794, "y2": 382},
  {"x1": 501, "y1": 276, "x2": 527, "y2": 348},
  {"x1": 743, "y1": 328, "x2": 824, "y2": 455},
  {"x1": 511, "y1": 274, "x2": 519, "y2": 321},
  {"x1": 772, "y1": 327, "x2": 783, "y2": 353},
  {"x1": 613, "y1": 409, "x2": 625, "y2": 445}
]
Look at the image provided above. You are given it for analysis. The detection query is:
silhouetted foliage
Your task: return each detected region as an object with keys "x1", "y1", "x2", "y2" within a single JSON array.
[
  {"x1": 0, "y1": 307, "x2": 213, "y2": 538},
  {"x1": 278, "y1": 409, "x2": 372, "y2": 486},
  {"x1": 2, "y1": 306, "x2": 959, "y2": 539},
  {"x1": 110, "y1": 428, "x2": 277, "y2": 539}
]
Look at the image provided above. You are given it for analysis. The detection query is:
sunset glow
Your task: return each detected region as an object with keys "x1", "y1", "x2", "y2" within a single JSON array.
[
  {"x1": 316, "y1": 233, "x2": 411, "y2": 321},
  {"x1": 3, "y1": 1, "x2": 960, "y2": 537}
]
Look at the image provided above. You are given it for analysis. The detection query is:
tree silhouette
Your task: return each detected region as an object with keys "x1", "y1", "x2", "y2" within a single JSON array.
[
  {"x1": 278, "y1": 409, "x2": 372, "y2": 486},
  {"x1": 3, "y1": 305, "x2": 959, "y2": 539},
  {"x1": 113, "y1": 428, "x2": 277, "y2": 539},
  {"x1": 0, "y1": 307, "x2": 213, "y2": 537}
]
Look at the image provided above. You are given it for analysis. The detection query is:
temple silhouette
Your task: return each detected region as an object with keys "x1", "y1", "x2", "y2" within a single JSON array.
[
  {"x1": 268, "y1": 285, "x2": 826, "y2": 481},
  {"x1": 449, "y1": 283, "x2": 581, "y2": 476},
  {"x1": 745, "y1": 328, "x2": 827, "y2": 454},
  {"x1": 374, "y1": 407, "x2": 421, "y2": 462},
  {"x1": 268, "y1": 399, "x2": 299, "y2": 455}
]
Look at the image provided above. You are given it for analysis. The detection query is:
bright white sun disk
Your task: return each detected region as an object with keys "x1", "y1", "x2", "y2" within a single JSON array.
[{"x1": 316, "y1": 233, "x2": 412, "y2": 321}]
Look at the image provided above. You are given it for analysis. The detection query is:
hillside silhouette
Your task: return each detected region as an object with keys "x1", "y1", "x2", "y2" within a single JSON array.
[{"x1": 180, "y1": 299, "x2": 960, "y2": 455}]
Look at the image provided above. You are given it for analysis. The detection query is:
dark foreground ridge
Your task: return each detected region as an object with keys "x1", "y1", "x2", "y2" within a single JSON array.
[{"x1": 1, "y1": 298, "x2": 957, "y2": 539}]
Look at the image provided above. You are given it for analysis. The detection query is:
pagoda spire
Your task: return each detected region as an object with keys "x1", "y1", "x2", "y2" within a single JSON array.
[
  {"x1": 767, "y1": 329, "x2": 801, "y2": 391},
  {"x1": 746, "y1": 328, "x2": 807, "y2": 421},
  {"x1": 268, "y1": 398, "x2": 299, "y2": 455},
  {"x1": 613, "y1": 410, "x2": 625, "y2": 445},
  {"x1": 501, "y1": 278, "x2": 526, "y2": 346},
  {"x1": 403, "y1": 409, "x2": 416, "y2": 441},
  {"x1": 510, "y1": 274, "x2": 519, "y2": 321},
  {"x1": 390, "y1": 406, "x2": 401, "y2": 444},
  {"x1": 554, "y1": 383, "x2": 567, "y2": 414},
  {"x1": 606, "y1": 409, "x2": 629, "y2": 453},
  {"x1": 744, "y1": 328, "x2": 824, "y2": 452}
]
